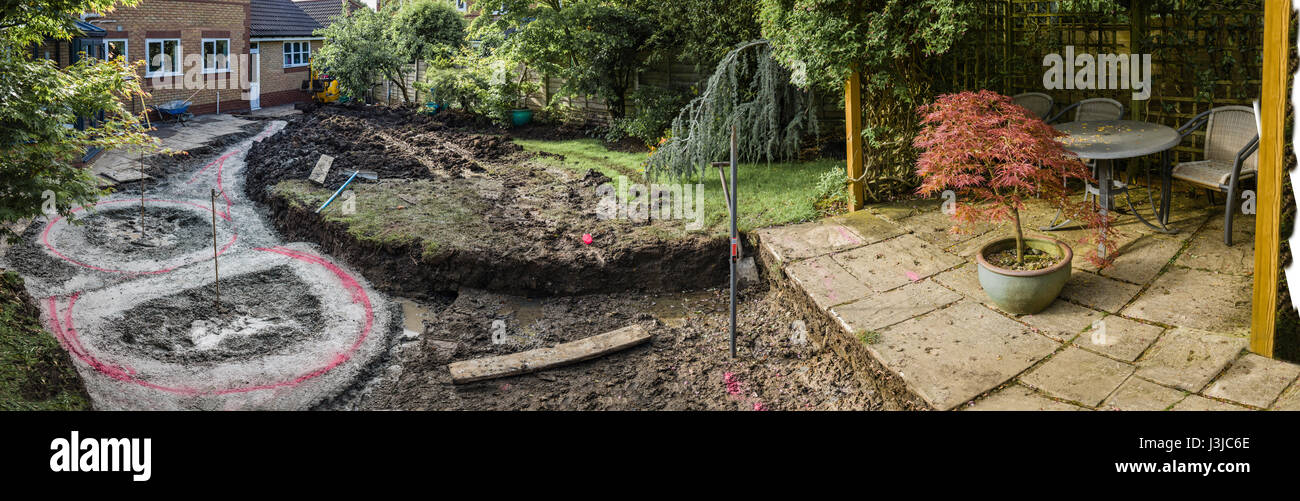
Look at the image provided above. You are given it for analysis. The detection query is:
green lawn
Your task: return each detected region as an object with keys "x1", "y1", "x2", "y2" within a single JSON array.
[
  {"x1": 514, "y1": 138, "x2": 844, "y2": 234},
  {"x1": 0, "y1": 271, "x2": 91, "y2": 410}
]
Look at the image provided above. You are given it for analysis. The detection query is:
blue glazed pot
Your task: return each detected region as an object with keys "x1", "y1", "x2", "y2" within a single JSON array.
[
  {"x1": 975, "y1": 237, "x2": 1072, "y2": 315},
  {"x1": 510, "y1": 109, "x2": 533, "y2": 127}
]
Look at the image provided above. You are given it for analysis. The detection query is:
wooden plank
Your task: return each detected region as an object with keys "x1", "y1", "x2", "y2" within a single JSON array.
[
  {"x1": 844, "y1": 71, "x2": 865, "y2": 210},
  {"x1": 448, "y1": 324, "x2": 652, "y2": 384},
  {"x1": 1251, "y1": 0, "x2": 1289, "y2": 358}
]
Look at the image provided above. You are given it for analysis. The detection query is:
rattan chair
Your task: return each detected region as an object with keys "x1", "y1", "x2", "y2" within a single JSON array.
[
  {"x1": 1012, "y1": 92, "x2": 1054, "y2": 120},
  {"x1": 1169, "y1": 105, "x2": 1260, "y2": 246},
  {"x1": 1047, "y1": 97, "x2": 1124, "y2": 124}
]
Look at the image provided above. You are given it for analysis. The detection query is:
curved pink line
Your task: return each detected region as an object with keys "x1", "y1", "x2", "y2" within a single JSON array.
[{"x1": 50, "y1": 248, "x2": 373, "y2": 396}]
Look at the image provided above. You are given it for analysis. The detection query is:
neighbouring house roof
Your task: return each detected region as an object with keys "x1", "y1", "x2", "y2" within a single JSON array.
[
  {"x1": 293, "y1": 0, "x2": 367, "y2": 27},
  {"x1": 250, "y1": 0, "x2": 323, "y2": 38},
  {"x1": 73, "y1": 19, "x2": 106, "y2": 37}
]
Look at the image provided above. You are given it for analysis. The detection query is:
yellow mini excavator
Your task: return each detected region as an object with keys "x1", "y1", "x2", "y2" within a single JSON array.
[{"x1": 302, "y1": 60, "x2": 340, "y2": 104}]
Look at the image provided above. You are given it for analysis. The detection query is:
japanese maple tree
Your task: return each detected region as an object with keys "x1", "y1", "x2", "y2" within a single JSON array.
[{"x1": 913, "y1": 90, "x2": 1116, "y2": 266}]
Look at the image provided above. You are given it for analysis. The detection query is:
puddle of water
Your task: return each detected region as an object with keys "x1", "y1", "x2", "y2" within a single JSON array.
[
  {"x1": 499, "y1": 296, "x2": 544, "y2": 327},
  {"x1": 396, "y1": 298, "x2": 435, "y2": 338},
  {"x1": 645, "y1": 290, "x2": 717, "y2": 328}
]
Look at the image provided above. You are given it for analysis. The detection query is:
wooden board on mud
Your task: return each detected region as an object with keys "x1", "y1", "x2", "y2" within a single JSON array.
[{"x1": 448, "y1": 324, "x2": 651, "y2": 384}]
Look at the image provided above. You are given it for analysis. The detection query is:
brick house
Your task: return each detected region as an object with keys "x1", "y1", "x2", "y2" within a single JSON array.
[
  {"x1": 293, "y1": 0, "x2": 367, "y2": 26},
  {"x1": 55, "y1": 0, "x2": 325, "y2": 116}
]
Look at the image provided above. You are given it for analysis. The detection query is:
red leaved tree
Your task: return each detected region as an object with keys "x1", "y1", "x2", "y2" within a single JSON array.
[{"x1": 913, "y1": 90, "x2": 1117, "y2": 266}]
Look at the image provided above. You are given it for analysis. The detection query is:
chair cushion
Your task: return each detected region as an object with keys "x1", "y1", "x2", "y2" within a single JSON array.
[{"x1": 1171, "y1": 159, "x2": 1256, "y2": 188}]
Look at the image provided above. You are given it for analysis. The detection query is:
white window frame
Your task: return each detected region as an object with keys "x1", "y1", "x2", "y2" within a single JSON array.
[
  {"x1": 201, "y1": 38, "x2": 231, "y2": 73},
  {"x1": 456, "y1": 0, "x2": 468, "y2": 12},
  {"x1": 283, "y1": 41, "x2": 310, "y2": 68},
  {"x1": 103, "y1": 38, "x2": 128, "y2": 61},
  {"x1": 144, "y1": 38, "x2": 181, "y2": 77}
]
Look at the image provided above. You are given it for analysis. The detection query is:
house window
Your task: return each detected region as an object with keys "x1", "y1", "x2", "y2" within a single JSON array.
[
  {"x1": 202, "y1": 38, "x2": 230, "y2": 73},
  {"x1": 283, "y1": 41, "x2": 310, "y2": 68},
  {"x1": 103, "y1": 39, "x2": 127, "y2": 60},
  {"x1": 145, "y1": 38, "x2": 181, "y2": 76},
  {"x1": 456, "y1": 0, "x2": 467, "y2": 12}
]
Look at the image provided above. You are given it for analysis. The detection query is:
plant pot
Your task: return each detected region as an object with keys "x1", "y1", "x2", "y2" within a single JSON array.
[
  {"x1": 975, "y1": 237, "x2": 1072, "y2": 315},
  {"x1": 510, "y1": 108, "x2": 533, "y2": 127}
]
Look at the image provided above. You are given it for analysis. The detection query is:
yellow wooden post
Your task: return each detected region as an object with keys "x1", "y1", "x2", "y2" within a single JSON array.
[
  {"x1": 1251, "y1": 0, "x2": 1290, "y2": 357},
  {"x1": 845, "y1": 71, "x2": 865, "y2": 211}
]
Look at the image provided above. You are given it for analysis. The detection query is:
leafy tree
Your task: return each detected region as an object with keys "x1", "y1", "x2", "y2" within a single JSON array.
[
  {"x1": 314, "y1": 5, "x2": 412, "y2": 103},
  {"x1": 469, "y1": 0, "x2": 653, "y2": 119},
  {"x1": 1, "y1": 0, "x2": 156, "y2": 244},
  {"x1": 621, "y1": 0, "x2": 761, "y2": 68},
  {"x1": 390, "y1": 0, "x2": 466, "y2": 62}
]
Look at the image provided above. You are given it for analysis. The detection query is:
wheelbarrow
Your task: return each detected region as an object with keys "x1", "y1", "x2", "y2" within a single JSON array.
[{"x1": 151, "y1": 99, "x2": 194, "y2": 126}]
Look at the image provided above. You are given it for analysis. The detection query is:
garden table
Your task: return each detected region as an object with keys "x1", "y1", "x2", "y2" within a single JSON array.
[{"x1": 1045, "y1": 120, "x2": 1182, "y2": 234}]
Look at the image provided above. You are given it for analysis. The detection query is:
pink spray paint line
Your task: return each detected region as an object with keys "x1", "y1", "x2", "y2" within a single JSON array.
[
  {"x1": 46, "y1": 247, "x2": 373, "y2": 396},
  {"x1": 906, "y1": 271, "x2": 921, "y2": 282},
  {"x1": 42, "y1": 198, "x2": 238, "y2": 275},
  {"x1": 834, "y1": 226, "x2": 862, "y2": 245}
]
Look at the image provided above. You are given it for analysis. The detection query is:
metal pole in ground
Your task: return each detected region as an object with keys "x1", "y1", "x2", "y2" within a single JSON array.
[
  {"x1": 729, "y1": 125, "x2": 738, "y2": 358},
  {"x1": 211, "y1": 188, "x2": 221, "y2": 312},
  {"x1": 139, "y1": 150, "x2": 145, "y2": 239}
]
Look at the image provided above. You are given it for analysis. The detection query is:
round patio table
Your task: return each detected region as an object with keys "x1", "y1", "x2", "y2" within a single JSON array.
[{"x1": 1046, "y1": 120, "x2": 1182, "y2": 234}]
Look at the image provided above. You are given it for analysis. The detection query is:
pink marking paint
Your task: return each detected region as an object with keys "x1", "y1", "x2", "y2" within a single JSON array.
[
  {"x1": 49, "y1": 247, "x2": 373, "y2": 396},
  {"x1": 835, "y1": 226, "x2": 862, "y2": 245},
  {"x1": 724, "y1": 372, "x2": 742, "y2": 396},
  {"x1": 582, "y1": 233, "x2": 593, "y2": 245},
  {"x1": 906, "y1": 271, "x2": 921, "y2": 282}
]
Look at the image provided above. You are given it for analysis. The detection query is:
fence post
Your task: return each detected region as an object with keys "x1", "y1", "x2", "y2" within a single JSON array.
[
  {"x1": 844, "y1": 71, "x2": 865, "y2": 211},
  {"x1": 1250, "y1": 0, "x2": 1289, "y2": 358},
  {"x1": 1129, "y1": 0, "x2": 1145, "y2": 120}
]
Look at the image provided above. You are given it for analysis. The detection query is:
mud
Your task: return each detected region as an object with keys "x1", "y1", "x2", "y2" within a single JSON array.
[
  {"x1": 79, "y1": 206, "x2": 210, "y2": 257},
  {"x1": 346, "y1": 282, "x2": 889, "y2": 411},
  {"x1": 105, "y1": 266, "x2": 324, "y2": 364}
]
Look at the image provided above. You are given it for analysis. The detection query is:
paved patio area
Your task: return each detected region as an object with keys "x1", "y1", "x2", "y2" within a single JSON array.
[
  {"x1": 88, "y1": 113, "x2": 258, "y2": 186},
  {"x1": 757, "y1": 186, "x2": 1300, "y2": 411}
]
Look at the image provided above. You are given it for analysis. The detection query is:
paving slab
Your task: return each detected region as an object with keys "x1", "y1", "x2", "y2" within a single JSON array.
[
  {"x1": 1176, "y1": 217, "x2": 1255, "y2": 277},
  {"x1": 829, "y1": 280, "x2": 963, "y2": 334},
  {"x1": 1136, "y1": 327, "x2": 1247, "y2": 392},
  {"x1": 1018, "y1": 301, "x2": 1104, "y2": 342},
  {"x1": 966, "y1": 384, "x2": 1085, "y2": 411},
  {"x1": 783, "y1": 255, "x2": 873, "y2": 310},
  {"x1": 932, "y1": 263, "x2": 986, "y2": 301},
  {"x1": 1020, "y1": 346, "x2": 1134, "y2": 407},
  {"x1": 1202, "y1": 353, "x2": 1300, "y2": 408},
  {"x1": 1271, "y1": 382, "x2": 1300, "y2": 410},
  {"x1": 1122, "y1": 268, "x2": 1252, "y2": 334},
  {"x1": 827, "y1": 211, "x2": 908, "y2": 244},
  {"x1": 1099, "y1": 233, "x2": 1186, "y2": 285},
  {"x1": 1172, "y1": 395, "x2": 1249, "y2": 411},
  {"x1": 872, "y1": 301, "x2": 1059, "y2": 410},
  {"x1": 895, "y1": 209, "x2": 996, "y2": 247},
  {"x1": 1101, "y1": 376, "x2": 1188, "y2": 411},
  {"x1": 866, "y1": 198, "x2": 942, "y2": 222},
  {"x1": 1059, "y1": 271, "x2": 1143, "y2": 313},
  {"x1": 757, "y1": 221, "x2": 871, "y2": 263},
  {"x1": 832, "y1": 234, "x2": 965, "y2": 293},
  {"x1": 1072, "y1": 315, "x2": 1165, "y2": 362}
]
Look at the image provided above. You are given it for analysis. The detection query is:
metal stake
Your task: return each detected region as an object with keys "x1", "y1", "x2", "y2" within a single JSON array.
[
  {"x1": 211, "y1": 188, "x2": 221, "y2": 312},
  {"x1": 728, "y1": 125, "x2": 738, "y2": 358}
]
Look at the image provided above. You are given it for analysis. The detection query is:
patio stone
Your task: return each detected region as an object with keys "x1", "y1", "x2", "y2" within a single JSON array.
[
  {"x1": 1121, "y1": 268, "x2": 1252, "y2": 334},
  {"x1": 1020, "y1": 346, "x2": 1134, "y2": 407},
  {"x1": 827, "y1": 211, "x2": 908, "y2": 244},
  {"x1": 832, "y1": 234, "x2": 964, "y2": 293},
  {"x1": 966, "y1": 385, "x2": 1085, "y2": 411},
  {"x1": 1101, "y1": 377, "x2": 1187, "y2": 411},
  {"x1": 783, "y1": 255, "x2": 873, "y2": 310},
  {"x1": 866, "y1": 198, "x2": 942, "y2": 222},
  {"x1": 932, "y1": 263, "x2": 987, "y2": 302},
  {"x1": 1018, "y1": 301, "x2": 1103, "y2": 342},
  {"x1": 1135, "y1": 327, "x2": 1247, "y2": 392},
  {"x1": 1099, "y1": 233, "x2": 1186, "y2": 285},
  {"x1": 895, "y1": 209, "x2": 996, "y2": 247},
  {"x1": 757, "y1": 221, "x2": 873, "y2": 263},
  {"x1": 872, "y1": 300, "x2": 1059, "y2": 410},
  {"x1": 829, "y1": 280, "x2": 962, "y2": 334},
  {"x1": 1270, "y1": 382, "x2": 1300, "y2": 410},
  {"x1": 1202, "y1": 353, "x2": 1300, "y2": 408},
  {"x1": 1176, "y1": 216, "x2": 1255, "y2": 277},
  {"x1": 1072, "y1": 315, "x2": 1164, "y2": 362},
  {"x1": 1172, "y1": 395, "x2": 1249, "y2": 411},
  {"x1": 1059, "y1": 270, "x2": 1142, "y2": 313}
]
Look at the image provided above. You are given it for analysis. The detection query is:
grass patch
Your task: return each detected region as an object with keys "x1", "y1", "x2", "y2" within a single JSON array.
[
  {"x1": 857, "y1": 330, "x2": 882, "y2": 345},
  {"x1": 515, "y1": 138, "x2": 843, "y2": 234},
  {"x1": 0, "y1": 271, "x2": 91, "y2": 410}
]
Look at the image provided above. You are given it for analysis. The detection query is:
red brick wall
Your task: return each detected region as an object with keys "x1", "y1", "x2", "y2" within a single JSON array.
[{"x1": 254, "y1": 39, "x2": 322, "y2": 103}]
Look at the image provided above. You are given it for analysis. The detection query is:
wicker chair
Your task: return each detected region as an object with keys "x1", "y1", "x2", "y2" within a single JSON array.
[
  {"x1": 1012, "y1": 92, "x2": 1054, "y2": 120},
  {"x1": 1047, "y1": 97, "x2": 1124, "y2": 124},
  {"x1": 1170, "y1": 105, "x2": 1260, "y2": 246}
]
